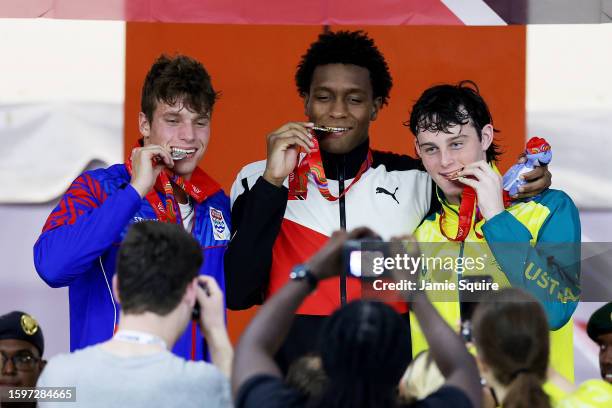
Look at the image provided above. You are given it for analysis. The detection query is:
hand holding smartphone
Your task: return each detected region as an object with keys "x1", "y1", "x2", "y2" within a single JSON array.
[{"x1": 192, "y1": 276, "x2": 225, "y2": 335}]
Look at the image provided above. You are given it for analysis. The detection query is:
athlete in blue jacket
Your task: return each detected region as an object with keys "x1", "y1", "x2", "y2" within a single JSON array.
[{"x1": 34, "y1": 55, "x2": 230, "y2": 361}]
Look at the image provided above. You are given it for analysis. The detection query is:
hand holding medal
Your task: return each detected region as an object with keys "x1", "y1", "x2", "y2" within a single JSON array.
[
  {"x1": 129, "y1": 145, "x2": 175, "y2": 198},
  {"x1": 452, "y1": 160, "x2": 505, "y2": 221},
  {"x1": 262, "y1": 122, "x2": 316, "y2": 187},
  {"x1": 439, "y1": 160, "x2": 504, "y2": 242},
  {"x1": 287, "y1": 125, "x2": 371, "y2": 201}
]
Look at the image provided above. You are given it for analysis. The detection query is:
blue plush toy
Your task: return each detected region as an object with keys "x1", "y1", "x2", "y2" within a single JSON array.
[{"x1": 502, "y1": 137, "x2": 552, "y2": 197}]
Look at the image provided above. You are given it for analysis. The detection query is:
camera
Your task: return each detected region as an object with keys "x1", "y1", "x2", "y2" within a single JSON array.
[{"x1": 343, "y1": 239, "x2": 387, "y2": 279}]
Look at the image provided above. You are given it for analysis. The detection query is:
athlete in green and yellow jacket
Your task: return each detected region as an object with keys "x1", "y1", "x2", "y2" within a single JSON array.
[{"x1": 406, "y1": 81, "x2": 580, "y2": 381}]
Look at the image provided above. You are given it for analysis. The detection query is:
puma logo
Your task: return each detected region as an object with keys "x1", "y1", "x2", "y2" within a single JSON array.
[{"x1": 376, "y1": 187, "x2": 399, "y2": 204}]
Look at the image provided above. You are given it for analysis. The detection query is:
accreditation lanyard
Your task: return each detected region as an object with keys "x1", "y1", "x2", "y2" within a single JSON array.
[
  {"x1": 114, "y1": 330, "x2": 168, "y2": 350},
  {"x1": 439, "y1": 186, "x2": 514, "y2": 242},
  {"x1": 125, "y1": 160, "x2": 207, "y2": 224},
  {"x1": 288, "y1": 136, "x2": 373, "y2": 201}
]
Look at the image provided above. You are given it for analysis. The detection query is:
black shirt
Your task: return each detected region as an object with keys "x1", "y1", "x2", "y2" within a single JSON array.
[{"x1": 236, "y1": 375, "x2": 473, "y2": 408}]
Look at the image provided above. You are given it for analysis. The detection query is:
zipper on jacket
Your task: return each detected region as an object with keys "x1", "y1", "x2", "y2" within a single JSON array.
[{"x1": 339, "y1": 157, "x2": 347, "y2": 305}]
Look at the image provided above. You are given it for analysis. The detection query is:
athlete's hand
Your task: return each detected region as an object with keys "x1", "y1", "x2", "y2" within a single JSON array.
[
  {"x1": 514, "y1": 154, "x2": 551, "y2": 198},
  {"x1": 262, "y1": 122, "x2": 316, "y2": 187},
  {"x1": 456, "y1": 160, "x2": 504, "y2": 221},
  {"x1": 129, "y1": 145, "x2": 174, "y2": 198}
]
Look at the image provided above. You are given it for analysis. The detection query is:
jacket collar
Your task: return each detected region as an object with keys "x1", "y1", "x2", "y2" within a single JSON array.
[{"x1": 320, "y1": 138, "x2": 370, "y2": 180}]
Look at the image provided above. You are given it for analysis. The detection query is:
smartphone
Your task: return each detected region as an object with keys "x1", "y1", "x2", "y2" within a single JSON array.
[{"x1": 191, "y1": 281, "x2": 210, "y2": 321}]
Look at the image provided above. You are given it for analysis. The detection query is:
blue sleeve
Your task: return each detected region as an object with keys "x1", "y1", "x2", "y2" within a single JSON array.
[
  {"x1": 482, "y1": 191, "x2": 581, "y2": 330},
  {"x1": 33, "y1": 173, "x2": 142, "y2": 288},
  {"x1": 202, "y1": 191, "x2": 231, "y2": 294}
]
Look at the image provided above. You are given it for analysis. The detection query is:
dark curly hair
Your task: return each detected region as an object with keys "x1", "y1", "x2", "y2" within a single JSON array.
[
  {"x1": 407, "y1": 80, "x2": 502, "y2": 162},
  {"x1": 295, "y1": 30, "x2": 392, "y2": 106},
  {"x1": 141, "y1": 54, "x2": 220, "y2": 123},
  {"x1": 312, "y1": 300, "x2": 411, "y2": 408}
]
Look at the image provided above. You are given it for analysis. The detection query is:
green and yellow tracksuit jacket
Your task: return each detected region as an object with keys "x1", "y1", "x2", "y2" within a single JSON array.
[{"x1": 412, "y1": 187, "x2": 581, "y2": 380}]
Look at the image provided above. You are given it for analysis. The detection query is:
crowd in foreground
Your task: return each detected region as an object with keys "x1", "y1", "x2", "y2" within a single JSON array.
[{"x1": 2, "y1": 222, "x2": 611, "y2": 407}]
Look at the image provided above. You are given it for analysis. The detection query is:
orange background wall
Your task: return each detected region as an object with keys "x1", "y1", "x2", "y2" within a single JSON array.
[{"x1": 125, "y1": 24, "x2": 526, "y2": 343}]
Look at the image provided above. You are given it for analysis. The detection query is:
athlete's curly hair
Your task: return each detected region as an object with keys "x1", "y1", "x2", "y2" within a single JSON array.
[
  {"x1": 295, "y1": 30, "x2": 393, "y2": 106},
  {"x1": 407, "y1": 80, "x2": 502, "y2": 162},
  {"x1": 141, "y1": 54, "x2": 219, "y2": 122}
]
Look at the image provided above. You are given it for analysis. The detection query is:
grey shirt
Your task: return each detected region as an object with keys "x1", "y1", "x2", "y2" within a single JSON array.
[{"x1": 37, "y1": 345, "x2": 232, "y2": 408}]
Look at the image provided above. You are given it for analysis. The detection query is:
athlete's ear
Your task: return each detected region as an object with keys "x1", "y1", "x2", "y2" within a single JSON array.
[
  {"x1": 371, "y1": 97, "x2": 382, "y2": 121},
  {"x1": 480, "y1": 124, "x2": 494, "y2": 152},
  {"x1": 303, "y1": 93, "x2": 311, "y2": 117},
  {"x1": 139, "y1": 112, "x2": 151, "y2": 142}
]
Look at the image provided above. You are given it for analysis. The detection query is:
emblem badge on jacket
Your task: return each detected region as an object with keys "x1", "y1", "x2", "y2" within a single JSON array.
[{"x1": 209, "y1": 207, "x2": 230, "y2": 240}]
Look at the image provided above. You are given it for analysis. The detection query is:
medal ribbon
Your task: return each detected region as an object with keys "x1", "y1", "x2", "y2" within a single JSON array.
[
  {"x1": 125, "y1": 158, "x2": 217, "y2": 224},
  {"x1": 439, "y1": 186, "x2": 514, "y2": 242},
  {"x1": 439, "y1": 186, "x2": 478, "y2": 242},
  {"x1": 288, "y1": 137, "x2": 373, "y2": 201}
]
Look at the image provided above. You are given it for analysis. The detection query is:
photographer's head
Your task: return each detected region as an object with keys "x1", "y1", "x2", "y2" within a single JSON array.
[
  {"x1": 114, "y1": 221, "x2": 202, "y2": 323},
  {"x1": 472, "y1": 288, "x2": 550, "y2": 408},
  {"x1": 315, "y1": 300, "x2": 411, "y2": 408}
]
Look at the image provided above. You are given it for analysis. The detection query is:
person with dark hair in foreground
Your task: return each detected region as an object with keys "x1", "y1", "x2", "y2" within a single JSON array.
[
  {"x1": 473, "y1": 291, "x2": 612, "y2": 407},
  {"x1": 37, "y1": 222, "x2": 232, "y2": 407},
  {"x1": 472, "y1": 289, "x2": 551, "y2": 408},
  {"x1": 232, "y1": 228, "x2": 481, "y2": 408},
  {"x1": 34, "y1": 54, "x2": 230, "y2": 360},
  {"x1": 226, "y1": 29, "x2": 551, "y2": 371}
]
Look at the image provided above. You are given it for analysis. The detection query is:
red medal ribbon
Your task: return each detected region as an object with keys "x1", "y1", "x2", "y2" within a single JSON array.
[
  {"x1": 288, "y1": 136, "x2": 372, "y2": 201},
  {"x1": 439, "y1": 186, "x2": 513, "y2": 242},
  {"x1": 439, "y1": 186, "x2": 478, "y2": 242},
  {"x1": 125, "y1": 157, "x2": 221, "y2": 224}
]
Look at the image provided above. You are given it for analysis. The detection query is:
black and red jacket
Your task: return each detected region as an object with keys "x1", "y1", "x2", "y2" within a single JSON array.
[{"x1": 225, "y1": 139, "x2": 437, "y2": 369}]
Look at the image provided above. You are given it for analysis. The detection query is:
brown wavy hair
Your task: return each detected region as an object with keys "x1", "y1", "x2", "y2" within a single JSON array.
[{"x1": 472, "y1": 288, "x2": 551, "y2": 408}]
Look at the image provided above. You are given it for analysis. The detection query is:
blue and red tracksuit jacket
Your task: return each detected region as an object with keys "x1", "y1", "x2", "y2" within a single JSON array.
[{"x1": 33, "y1": 163, "x2": 231, "y2": 360}]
